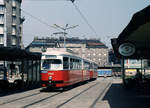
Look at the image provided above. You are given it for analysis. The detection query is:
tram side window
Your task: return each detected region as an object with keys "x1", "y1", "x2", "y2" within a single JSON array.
[
  {"x1": 90, "y1": 63, "x2": 93, "y2": 69},
  {"x1": 63, "y1": 57, "x2": 69, "y2": 69},
  {"x1": 84, "y1": 62, "x2": 90, "y2": 70},
  {"x1": 70, "y1": 58, "x2": 73, "y2": 69},
  {"x1": 76, "y1": 59, "x2": 81, "y2": 69},
  {"x1": 78, "y1": 60, "x2": 81, "y2": 69},
  {"x1": 73, "y1": 59, "x2": 77, "y2": 69}
]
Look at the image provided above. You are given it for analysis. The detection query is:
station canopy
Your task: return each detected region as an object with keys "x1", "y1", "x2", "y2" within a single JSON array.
[
  {"x1": 111, "y1": 5, "x2": 150, "y2": 59},
  {"x1": 0, "y1": 47, "x2": 41, "y2": 61}
]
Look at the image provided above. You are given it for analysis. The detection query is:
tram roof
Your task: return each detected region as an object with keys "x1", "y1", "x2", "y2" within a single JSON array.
[
  {"x1": 111, "y1": 5, "x2": 150, "y2": 59},
  {"x1": 0, "y1": 47, "x2": 41, "y2": 61},
  {"x1": 42, "y1": 50, "x2": 81, "y2": 58},
  {"x1": 42, "y1": 49, "x2": 97, "y2": 64}
]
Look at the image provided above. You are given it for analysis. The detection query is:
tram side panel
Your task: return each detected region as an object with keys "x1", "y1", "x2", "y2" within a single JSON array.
[
  {"x1": 93, "y1": 64, "x2": 98, "y2": 80},
  {"x1": 91, "y1": 70, "x2": 98, "y2": 80},
  {"x1": 69, "y1": 58, "x2": 83, "y2": 84},
  {"x1": 70, "y1": 70, "x2": 83, "y2": 85},
  {"x1": 89, "y1": 63, "x2": 98, "y2": 80}
]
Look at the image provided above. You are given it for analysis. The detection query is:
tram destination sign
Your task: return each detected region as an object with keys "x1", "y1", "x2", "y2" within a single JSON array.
[{"x1": 45, "y1": 55, "x2": 57, "y2": 59}]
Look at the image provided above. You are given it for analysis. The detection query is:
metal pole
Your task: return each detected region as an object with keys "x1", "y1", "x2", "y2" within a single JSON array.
[
  {"x1": 64, "y1": 29, "x2": 66, "y2": 48},
  {"x1": 141, "y1": 58, "x2": 143, "y2": 80},
  {"x1": 52, "y1": 24, "x2": 78, "y2": 49},
  {"x1": 122, "y1": 58, "x2": 125, "y2": 84}
]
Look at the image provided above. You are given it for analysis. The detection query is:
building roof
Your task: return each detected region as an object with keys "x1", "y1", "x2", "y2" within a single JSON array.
[
  {"x1": 86, "y1": 42, "x2": 108, "y2": 48},
  {"x1": 26, "y1": 37, "x2": 108, "y2": 49},
  {"x1": 111, "y1": 5, "x2": 150, "y2": 59},
  {"x1": 0, "y1": 47, "x2": 41, "y2": 61}
]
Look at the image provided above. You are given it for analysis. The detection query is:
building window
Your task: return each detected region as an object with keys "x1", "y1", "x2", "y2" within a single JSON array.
[
  {"x1": 12, "y1": 26, "x2": 16, "y2": 35},
  {"x1": 0, "y1": 35, "x2": 3, "y2": 44},
  {"x1": 19, "y1": 26, "x2": 21, "y2": 35},
  {"x1": 12, "y1": 0, "x2": 16, "y2": 7},
  {"x1": 12, "y1": 7, "x2": 16, "y2": 16},
  {"x1": 0, "y1": 6, "x2": 4, "y2": 14},
  {"x1": 12, "y1": 16, "x2": 16, "y2": 25},
  {"x1": 0, "y1": 14, "x2": 4, "y2": 24},
  {"x1": 12, "y1": 36, "x2": 16, "y2": 45},
  {"x1": 0, "y1": 0, "x2": 4, "y2": 5},
  {"x1": 0, "y1": 25, "x2": 4, "y2": 34}
]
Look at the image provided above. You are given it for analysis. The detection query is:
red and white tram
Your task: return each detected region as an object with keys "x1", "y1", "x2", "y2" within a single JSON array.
[{"x1": 41, "y1": 49, "x2": 98, "y2": 88}]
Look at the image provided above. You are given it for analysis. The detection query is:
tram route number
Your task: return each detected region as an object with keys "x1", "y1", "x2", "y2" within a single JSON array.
[{"x1": 48, "y1": 73, "x2": 54, "y2": 75}]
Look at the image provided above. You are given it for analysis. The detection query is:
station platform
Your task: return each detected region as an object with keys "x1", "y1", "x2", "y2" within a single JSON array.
[{"x1": 95, "y1": 78, "x2": 150, "y2": 108}]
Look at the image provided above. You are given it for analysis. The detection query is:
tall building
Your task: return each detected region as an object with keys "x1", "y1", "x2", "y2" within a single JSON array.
[
  {"x1": 0, "y1": 0, "x2": 24, "y2": 48},
  {"x1": 26, "y1": 37, "x2": 109, "y2": 66}
]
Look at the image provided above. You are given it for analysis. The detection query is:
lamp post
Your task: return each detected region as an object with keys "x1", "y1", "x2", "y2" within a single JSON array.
[{"x1": 53, "y1": 24, "x2": 78, "y2": 48}]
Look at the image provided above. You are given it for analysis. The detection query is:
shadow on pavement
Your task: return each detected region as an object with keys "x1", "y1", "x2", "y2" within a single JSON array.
[
  {"x1": 102, "y1": 83, "x2": 150, "y2": 108},
  {"x1": 0, "y1": 87, "x2": 41, "y2": 97}
]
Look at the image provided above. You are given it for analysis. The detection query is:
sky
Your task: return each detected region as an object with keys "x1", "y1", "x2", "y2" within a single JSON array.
[{"x1": 21, "y1": 0, "x2": 150, "y2": 48}]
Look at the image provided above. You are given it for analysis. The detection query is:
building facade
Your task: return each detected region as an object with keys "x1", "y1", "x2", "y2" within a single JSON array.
[
  {"x1": 0, "y1": 0, "x2": 24, "y2": 48},
  {"x1": 108, "y1": 49, "x2": 121, "y2": 65},
  {"x1": 26, "y1": 37, "x2": 109, "y2": 66}
]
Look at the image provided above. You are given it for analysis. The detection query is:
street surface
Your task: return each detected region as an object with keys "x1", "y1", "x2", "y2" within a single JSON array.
[{"x1": 0, "y1": 78, "x2": 150, "y2": 108}]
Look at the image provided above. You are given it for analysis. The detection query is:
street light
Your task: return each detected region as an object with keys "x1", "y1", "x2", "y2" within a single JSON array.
[{"x1": 53, "y1": 24, "x2": 78, "y2": 48}]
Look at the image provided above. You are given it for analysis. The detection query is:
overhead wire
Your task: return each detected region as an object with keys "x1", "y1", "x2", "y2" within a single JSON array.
[
  {"x1": 21, "y1": 9, "x2": 54, "y2": 28},
  {"x1": 10, "y1": 0, "x2": 98, "y2": 36},
  {"x1": 70, "y1": 1, "x2": 98, "y2": 37},
  {"x1": 6, "y1": 0, "x2": 61, "y2": 31}
]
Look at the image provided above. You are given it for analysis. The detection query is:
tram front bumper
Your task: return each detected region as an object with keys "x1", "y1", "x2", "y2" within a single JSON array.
[{"x1": 41, "y1": 80, "x2": 64, "y2": 87}]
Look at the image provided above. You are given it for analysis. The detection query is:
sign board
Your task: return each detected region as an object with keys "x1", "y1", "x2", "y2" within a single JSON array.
[{"x1": 119, "y1": 43, "x2": 135, "y2": 56}]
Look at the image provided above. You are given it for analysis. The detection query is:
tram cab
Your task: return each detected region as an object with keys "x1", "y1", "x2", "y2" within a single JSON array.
[
  {"x1": 41, "y1": 55, "x2": 63, "y2": 71},
  {"x1": 41, "y1": 49, "x2": 83, "y2": 88}
]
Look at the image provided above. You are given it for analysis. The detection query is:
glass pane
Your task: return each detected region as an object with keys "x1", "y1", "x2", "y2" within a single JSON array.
[
  {"x1": 42, "y1": 59, "x2": 61, "y2": 69},
  {"x1": 63, "y1": 57, "x2": 69, "y2": 69}
]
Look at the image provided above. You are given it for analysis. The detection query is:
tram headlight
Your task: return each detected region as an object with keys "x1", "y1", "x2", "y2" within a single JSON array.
[{"x1": 49, "y1": 76, "x2": 52, "y2": 80}]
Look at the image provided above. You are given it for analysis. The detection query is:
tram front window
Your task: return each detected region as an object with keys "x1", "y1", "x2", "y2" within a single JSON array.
[{"x1": 42, "y1": 59, "x2": 62, "y2": 70}]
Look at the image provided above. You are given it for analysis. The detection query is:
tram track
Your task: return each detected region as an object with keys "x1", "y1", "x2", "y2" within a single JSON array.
[
  {"x1": 0, "y1": 92, "x2": 41, "y2": 105},
  {"x1": 55, "y1": 82, "x2": 99, "y2": 108},
  {"x1": 54, "y1": 79, "x2": 112, "y2": 108},
  {"x1": 90, "y1": 82, "x2": 112, "y2": 108},
  {"x1": 0, "y1": 90, "x2": 63, "y2": 108},
  {"x1": 17, "y1": 81, "x2": 100, "y2": 108},
  {"x1": 22, "y1": 92, "x2": 62, "y2": 108},
  {"x1": 0, "y1": 79, "x2": 111, "y2": 108},
  {"x1": 24, "y1": 79, "x2": 108, "y2": 108}
]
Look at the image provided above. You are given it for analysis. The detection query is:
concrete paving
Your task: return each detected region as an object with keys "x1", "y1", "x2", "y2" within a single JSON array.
[
  {"x1": 96, "y1": 78, "x2": 150, "y2": 108},
  {"x1": 0, "y1": 78, "x2": 150, "y2": 108}
]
